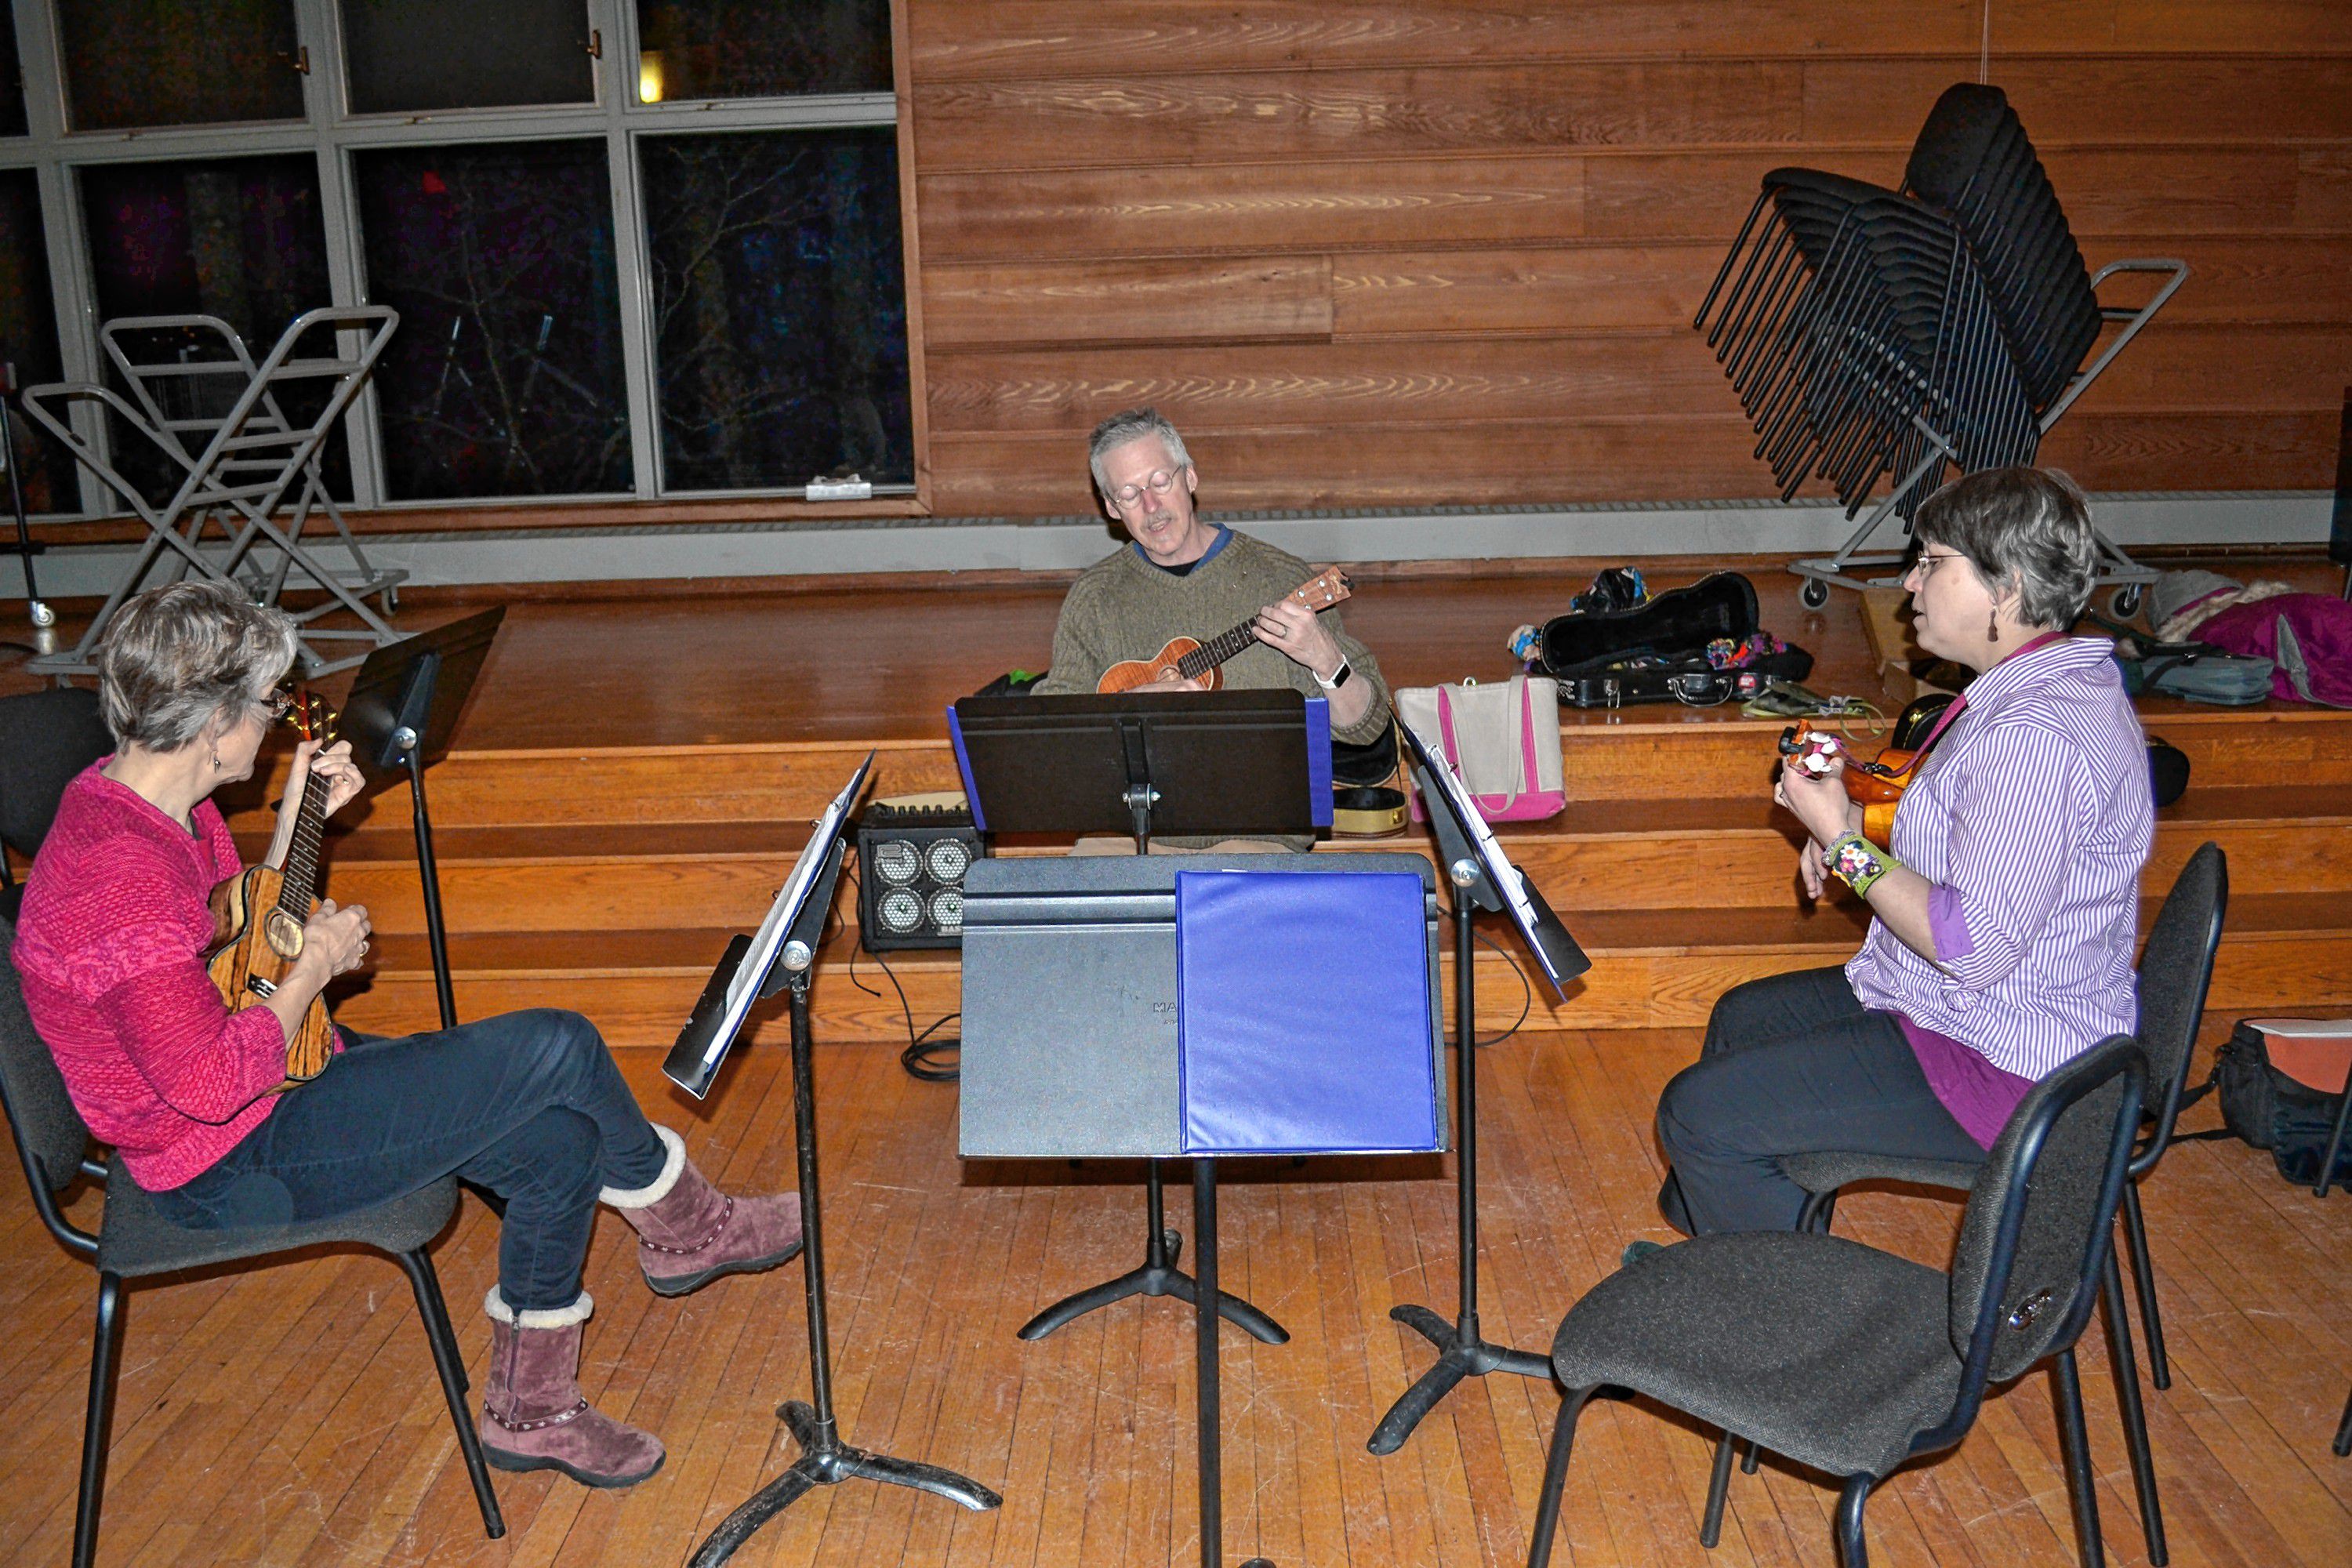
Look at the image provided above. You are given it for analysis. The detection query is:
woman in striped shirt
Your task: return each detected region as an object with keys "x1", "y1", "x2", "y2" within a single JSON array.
[{"x1": 1653, "y1": 467, "x2": 2154, "y2": 1235}]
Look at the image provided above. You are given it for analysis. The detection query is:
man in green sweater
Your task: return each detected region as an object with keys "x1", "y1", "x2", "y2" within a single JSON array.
[{"x1": 1036, "y1": 407, "x2": 1392, "y2": 753}]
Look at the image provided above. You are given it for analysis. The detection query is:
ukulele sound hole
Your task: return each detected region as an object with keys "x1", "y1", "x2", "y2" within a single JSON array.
[{"x1": 264, "y1": 909, "x2": 307, "y2": 958}]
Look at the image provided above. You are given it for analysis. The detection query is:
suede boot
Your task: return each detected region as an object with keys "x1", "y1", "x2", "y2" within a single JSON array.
[
  {"x1": 604, "y1": 1124, "x2": 803, "y2": 1298},
  {"x1": 477, "y1": 1290, "x2": 665, "y2": 1488}
]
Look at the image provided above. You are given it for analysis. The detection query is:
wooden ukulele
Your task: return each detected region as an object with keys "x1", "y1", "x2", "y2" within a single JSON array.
[
  {"x1": 205, "y1": 692, "x2": 341, "y2": 1087},
  {"x1": 1094, "y1": 567, "x2": 1355, "y2": 693}
]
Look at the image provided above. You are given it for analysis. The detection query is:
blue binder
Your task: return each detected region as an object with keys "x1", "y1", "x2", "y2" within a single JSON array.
[{"x1": 1174, "y1": 869, "x2": 1440, "y2": 1156}]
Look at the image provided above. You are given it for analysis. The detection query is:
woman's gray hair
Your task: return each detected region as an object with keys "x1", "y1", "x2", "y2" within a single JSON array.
[
  {"x1": 1087, "y1": 406, "x2": 1192, "y2": 494},
  {"x1": 1911, "y1": 466, "x2": 2100, "y2": 630},
  {"x1": 94, "y1": 582, "x2": 299, "y2": 752}
]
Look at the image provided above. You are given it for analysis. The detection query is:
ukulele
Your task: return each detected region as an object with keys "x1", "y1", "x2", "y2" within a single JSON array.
[
  {"x1": 1094, "y1": 567, "x2": 1356, "y2": 693},
  {"x1": 205, "y1": 692, "x2": 342, "y2": 1087}
]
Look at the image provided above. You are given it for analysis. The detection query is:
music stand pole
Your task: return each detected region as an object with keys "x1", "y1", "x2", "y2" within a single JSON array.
[
  {"x1": 0, "y1": 365, "x2": 54, "y2": 633},
  {"x1": 690, "y1": 839, "x2": 1000, "y2": 1567},
  {"x1": 392, "y1": 704, "x2": 459, "y2": 1031},
  {"x1": 1367, "y1": 778, "x2": 1548, "y2": 1456}
]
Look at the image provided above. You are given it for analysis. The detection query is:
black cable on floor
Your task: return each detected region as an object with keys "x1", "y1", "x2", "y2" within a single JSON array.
[
  {"x1": 844, "y1": 861, "x2": 963, "y2": 1081},
  {"x1": 1471, "y1": 925, "x2": 1534, "y2": 1048}
]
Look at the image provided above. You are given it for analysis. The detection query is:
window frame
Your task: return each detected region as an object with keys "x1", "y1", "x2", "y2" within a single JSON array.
[{"x1": 0, "y1": 0, "x2": 924, "y2": 521}]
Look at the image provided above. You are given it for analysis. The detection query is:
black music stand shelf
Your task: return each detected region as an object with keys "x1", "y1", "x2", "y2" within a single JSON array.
[
  {"x1": 1367, "y1": 721, "x2": 1591, "y2": 1456},
  {"x1": 339, "y1": 607, "x2": 504, "y2": 1032},
  {"x1": 949, "y1": 690, "x2": 1335, "y2": 1346},
  {"x1": 670, "y1": 757, "x2": 1000, "y2": 1566}
]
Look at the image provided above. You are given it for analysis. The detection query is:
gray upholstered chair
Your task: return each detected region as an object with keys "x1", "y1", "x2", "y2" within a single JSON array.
[
  {"x1": 1760, "y1": 842, "x2": 2227, "y2": 1565},
  {"x1": 0, "y1": 917, "x2": 505, "y2": 1567},
  {"x1": 0, "y1": 686, "x2": 113, "y2": 923},
  {"x1": 1524, "y1": 1033, "x2": 2147, "y2": 1568}
]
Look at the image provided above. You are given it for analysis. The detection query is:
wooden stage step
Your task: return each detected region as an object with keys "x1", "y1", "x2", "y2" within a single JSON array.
[{"x1": 183, "y1": 563, "x2": 2352, "y2": 1047}]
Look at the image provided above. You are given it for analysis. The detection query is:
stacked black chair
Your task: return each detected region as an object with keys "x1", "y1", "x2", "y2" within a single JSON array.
[
  {"x1": 1697, "y1": 82, "x2": 2186, "y2": 611},
  {"x1": 0, "y1": 917, "x2": 506, "y2": 1566},
  {"x1": 1762, "y1": 843, "x2": 2229, "y2": 1566},
  {"x1": 1699, "y1": 169, "x2": 2038, "y2": 528},
  {"x1": 1523, "y1": 1034, "x2": 2147, "y2": 1568},
  {"x1": 0, "y1": 687, "x2": 113, "y2": 923}
]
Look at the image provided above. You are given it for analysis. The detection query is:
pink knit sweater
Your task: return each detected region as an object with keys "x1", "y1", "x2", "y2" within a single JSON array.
[{"x1": 12, "y1": 764, "x2": 288, "y2": 1189}]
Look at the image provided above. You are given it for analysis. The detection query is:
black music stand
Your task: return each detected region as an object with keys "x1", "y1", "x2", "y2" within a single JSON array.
[
  {"x1": 949, "y1": 690, "x2": 1333, "y2": 1345},
  {"x1": 339, "y1": 607, "x2": 503, "y2": 1030},
  {"x1": 670, "y1": 756, "x2": 1001, "y2": 1566},
  {"x1": 1367, "y1": 718, "x2": 1590, "y2": 1455}
]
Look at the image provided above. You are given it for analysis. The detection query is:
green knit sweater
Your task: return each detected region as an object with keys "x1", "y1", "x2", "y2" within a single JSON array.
[{"x1": 1036, "y1": 529, "x2": 1392, "y2": 746}]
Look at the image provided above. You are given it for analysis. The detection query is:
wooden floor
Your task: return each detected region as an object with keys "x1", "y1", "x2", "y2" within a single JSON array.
[{"x1": 0, "y1": 1030, "x2": 2344, "y2": 1568}]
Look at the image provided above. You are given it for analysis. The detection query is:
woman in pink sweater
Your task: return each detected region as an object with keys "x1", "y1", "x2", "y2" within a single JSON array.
[{"x1": 11, "y1": 582, "x2": 797, "y2": 1490}]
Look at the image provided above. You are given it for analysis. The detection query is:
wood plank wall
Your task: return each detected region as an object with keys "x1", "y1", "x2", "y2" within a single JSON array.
[{"x1": 902, "y1": 1, "x2": 2352, "y2": 524}]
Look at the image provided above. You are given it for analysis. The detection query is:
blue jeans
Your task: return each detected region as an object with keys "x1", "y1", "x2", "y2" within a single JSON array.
[
  {"x1": 152, "y1": 1008, "x2": 668, "y2": 1312},
  {"x1": 1654, "y1": 967, "x2": 1985, "y2": 1235}
]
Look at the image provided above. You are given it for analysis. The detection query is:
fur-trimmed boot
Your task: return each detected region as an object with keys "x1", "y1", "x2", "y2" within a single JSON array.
[
  {"x1": 603, "y1": 1125, "x2": 804, "y2": 1298},
  {"x1": 477, "y1": 1290, "x2": 665, "y2": 1488}
]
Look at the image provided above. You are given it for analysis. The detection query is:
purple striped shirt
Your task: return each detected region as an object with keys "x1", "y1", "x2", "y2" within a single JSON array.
[{"x1": 1847, "y1": 637, "x2": 2152, "y2": 1092}]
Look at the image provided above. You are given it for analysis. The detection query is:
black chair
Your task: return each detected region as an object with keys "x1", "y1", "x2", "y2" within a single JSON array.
[
  {"x1": 0, "y1": 916, "x2": 505, "y2": 1566},
  {"x1": 2336, "y1": 1385, "x2": 2351, "y2": 1457},
  {"x1": 0, "y1": 686, "x2": 114, "y2": 923},
  {"x1": 1524, "y1": 1034, "x2": 2147, "y2": 1568},
  {"x1": 1766, "y1": 843, "x2": 2228, "y2": 1565}
]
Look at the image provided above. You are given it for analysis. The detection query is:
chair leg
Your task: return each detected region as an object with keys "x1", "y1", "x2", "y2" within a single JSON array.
[
  {"x1": 2100, "y1": 1245, "x2": 2168, "y2": 1565},
  {"x1": 1740, "y1": 1438, "x2": 1761, "y2": 1474},
  {"x1": 2052, "y1": 1349, "x2": 2107, "y2": 1568},
  {"x1": 75, "y1": 1272, "x2": 124, "y2": 1568},
  {"x1": 2120, "y1": 1182, "x2": 2169, "y2": 1391},
  {"x1": 1701, "y1": 1430, "x2": 1735, "y2": 1548},
  {"x1": 1798, "y1": 1188, "x2": 1838, "y2": 1234},
  {"x1": 2318, "y1": 1082, "x2": 2352, "y2": 1199},
  {"x1": 2334, "y1": 1381, "x2": 2351, "y2": 1458},
  {"x1": 1834, "y1": 1475, "x2": 1872, "y2": 1568},
  {"x1": 397, "y1": 1249, "x2": 506, "y2": 1541},
  {"x1": 1526, "y1": 1388, "x2": 1593, "y2": 1568}
]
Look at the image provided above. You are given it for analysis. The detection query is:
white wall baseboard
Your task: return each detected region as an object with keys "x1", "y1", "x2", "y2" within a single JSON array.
[{"x1": 4, "y1": 491, "x2": 2332, "y2": 601}]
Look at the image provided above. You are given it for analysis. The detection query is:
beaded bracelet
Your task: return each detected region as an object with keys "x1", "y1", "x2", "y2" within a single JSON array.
[{"x1": 1826, "y1": 831, "x2": 1900, "y2": 898}]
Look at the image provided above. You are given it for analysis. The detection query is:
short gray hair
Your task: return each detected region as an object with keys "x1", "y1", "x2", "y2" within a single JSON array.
[
  {"x1": 1087, "y1": 406, "x2": 1192, "y2": 495},
  {"x1": 1911, "y1": 466, "x2": 2099, "y2": 631},
  {"x1": 95, "y1": 582, "x2": 299, "y2": 752}
]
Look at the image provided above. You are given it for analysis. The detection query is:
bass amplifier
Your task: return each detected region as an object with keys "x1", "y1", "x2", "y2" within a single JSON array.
[{"x1": 855, "y1": 794, "x2": 985, "y2": 951}]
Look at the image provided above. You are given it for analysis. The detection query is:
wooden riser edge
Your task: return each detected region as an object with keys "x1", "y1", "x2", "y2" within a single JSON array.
[
  {"x1": 318, "y1": 814, "x2": 2352, "y2": 936},
  {"x1": 226, "y1": 705, "x2": 2352, "y2": 830},
  {"x1": 330, "y1": 929, "x2": 2352, "y2": 1046}
]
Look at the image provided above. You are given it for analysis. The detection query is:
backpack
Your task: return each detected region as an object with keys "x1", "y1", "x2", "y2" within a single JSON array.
[{"x1": 2180, "y1": 1023, "x2": 2352, "y2": 1185}]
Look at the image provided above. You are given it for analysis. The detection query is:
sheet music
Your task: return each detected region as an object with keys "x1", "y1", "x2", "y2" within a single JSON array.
[
  {"x1": 1397, "y1": 713, "x2": 1584, "y2": 999},
  {"x1": 700, "y1": 752, "x2": 874, "y2": 1069}
]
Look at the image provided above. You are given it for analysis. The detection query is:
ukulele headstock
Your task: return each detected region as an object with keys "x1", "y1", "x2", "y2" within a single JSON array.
[
  {"x1": 1290, "y1": 567, "x2": 1356, "y2": 611},
  {"x1": 281, "y1": 688, "x2": 341, "y2": 747}
]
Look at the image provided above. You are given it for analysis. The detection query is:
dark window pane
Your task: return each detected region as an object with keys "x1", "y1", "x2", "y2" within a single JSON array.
[
  {"x1": 0, "y1": 2, "x2": 27, "y2": 137},
  {"x1": 356, "y1": 141, "x2": 631, "y2": 500},
  {"x1": 341, "y1": 0, "x2": 594, "y2": 115},
  {"x1": 0, "y1": 169, "x2": 74, "y2": 513},
  {"x1": 642, "y1": 129, "x2": 910, "y2": 492},
  {"x1": 636, "y1": 1, "x2": 889, "y2": 103},
  {"x1": 61, "y1": 0, "x2": 304, "y2": 131},
  {"x1": 79, "y1": 155, "x2": 348, "y2": 508}
]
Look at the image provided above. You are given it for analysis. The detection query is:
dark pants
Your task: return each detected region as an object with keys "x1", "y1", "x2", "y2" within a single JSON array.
[
  {"x1": 153, "y1": 1008, "x2": 667, "y2": 1312},
  {"x1": 1654, "y1": 966, "x2": 1986, "y2": 1235}
]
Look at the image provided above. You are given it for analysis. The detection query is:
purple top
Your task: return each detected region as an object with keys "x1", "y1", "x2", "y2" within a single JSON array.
[{"x1": 1846, "y1": 637, "x2": 2152, "y2": 1131}]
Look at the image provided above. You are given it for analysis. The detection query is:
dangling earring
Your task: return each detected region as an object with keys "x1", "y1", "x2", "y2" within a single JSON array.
[
  {"x1": 209, "y1": 746, "x2": 223, "y2": 770},
  {"x1": 1987, "y1": 606, "x2": 2000, "y2": 644}
]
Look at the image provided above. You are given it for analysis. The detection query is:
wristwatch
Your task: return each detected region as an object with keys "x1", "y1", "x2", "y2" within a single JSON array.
[{"x1": 1313, "y1": 656, "x2": 1352, "y2": 691}]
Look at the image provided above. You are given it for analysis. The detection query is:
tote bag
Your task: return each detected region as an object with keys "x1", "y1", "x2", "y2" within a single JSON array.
[{"x1": 1395, "y1": 675, "x2": 1566, "y2": 823}]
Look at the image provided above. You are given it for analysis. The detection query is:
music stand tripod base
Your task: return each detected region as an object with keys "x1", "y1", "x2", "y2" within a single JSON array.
[{"x1": 1016, "y1": 1158, "x2": 1289, "y2": 1345}]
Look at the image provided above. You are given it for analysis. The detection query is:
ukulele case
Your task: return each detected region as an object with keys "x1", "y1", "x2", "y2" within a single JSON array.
[{"x1": 1537, "y1": 572, "x2": 1812, "y2": 707}]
